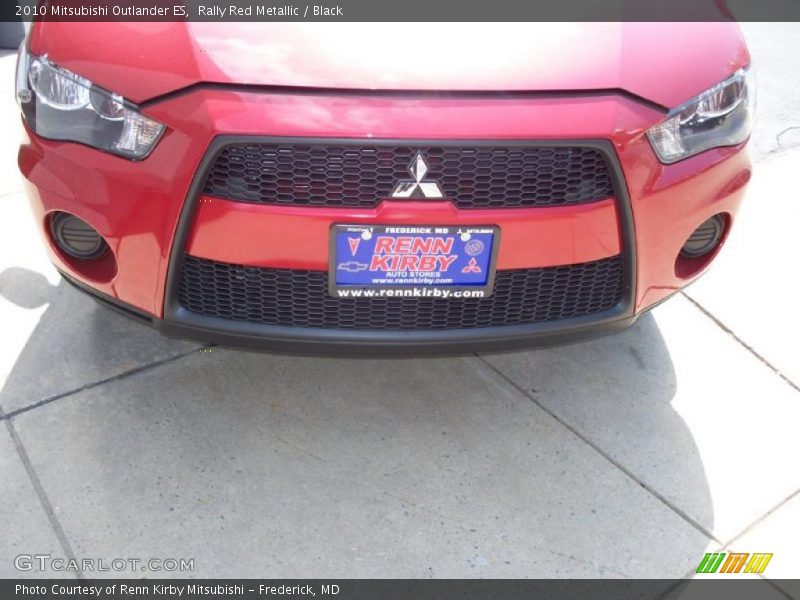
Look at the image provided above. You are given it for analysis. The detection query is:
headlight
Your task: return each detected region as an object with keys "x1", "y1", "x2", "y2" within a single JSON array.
[
  {"x1": 16, "y1": 48, "x2": 165, "y2": 160},
  {"x1": 647, "y1": 68, "x2": 755, "y2": 164}
]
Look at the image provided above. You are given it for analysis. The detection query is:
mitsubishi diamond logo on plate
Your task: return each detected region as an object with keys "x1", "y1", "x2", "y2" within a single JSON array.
[{"x1": 391, "y1": 153, "x2": 444, "y2": 199}]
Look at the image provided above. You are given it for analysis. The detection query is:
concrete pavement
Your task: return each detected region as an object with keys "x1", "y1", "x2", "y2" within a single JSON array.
[{"x1": 1, "y1": 24, "x2": 799, "y2": 587}]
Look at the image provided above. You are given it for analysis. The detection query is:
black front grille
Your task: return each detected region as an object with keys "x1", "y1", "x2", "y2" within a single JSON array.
[
  {"x1": 203, "y1": 143, "x2": 615, "y2": 209},
  {"x1": 178, "y1": 255, "x2": 624, "y2": 331}
]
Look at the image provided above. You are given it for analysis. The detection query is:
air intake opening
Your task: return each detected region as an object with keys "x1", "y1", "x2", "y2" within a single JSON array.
[{"x1": 50, "y1": 212, "x2": 109, "y2": 260}]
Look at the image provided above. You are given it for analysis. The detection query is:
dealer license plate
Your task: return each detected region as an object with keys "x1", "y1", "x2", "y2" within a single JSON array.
[{"x1": 329, "y1": 225, "x2": 499, "y2": 299}]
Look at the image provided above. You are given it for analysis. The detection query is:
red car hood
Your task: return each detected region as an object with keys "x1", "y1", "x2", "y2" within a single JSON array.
[{"x1": 30, "y1": 22, "x2": 749, "y2": 110}]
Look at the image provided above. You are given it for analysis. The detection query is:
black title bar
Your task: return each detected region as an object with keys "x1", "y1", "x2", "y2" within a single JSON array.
[{"x1": 5, "y1": 0, "x2": 800, "y2": 22}]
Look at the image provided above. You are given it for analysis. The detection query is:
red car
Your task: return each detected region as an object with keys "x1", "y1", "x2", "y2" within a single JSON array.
[{"x1": 16, "y1": 23, "x2": 753, "y2": 354}]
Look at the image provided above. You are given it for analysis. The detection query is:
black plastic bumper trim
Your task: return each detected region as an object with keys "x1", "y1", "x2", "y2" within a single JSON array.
[
  {"x1": 60, "y1": 271, "x2": 153, "y2": 323},
  {"x1": 160, "y1": 307, "x2": 638, "y2": 356},
  {"x1": 62, "y1": 268, "x2": 641, "y2": 357}
]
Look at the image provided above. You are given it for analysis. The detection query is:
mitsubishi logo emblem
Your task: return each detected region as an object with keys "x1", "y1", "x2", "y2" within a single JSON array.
[{"x1": 391, "y1": 153, "x2": 444, "y2": 199}]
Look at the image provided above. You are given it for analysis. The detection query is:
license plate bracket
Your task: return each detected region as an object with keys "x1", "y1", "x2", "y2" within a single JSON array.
[{"x1": 329, "y1": 225, "x2": 499, "y2": 299}]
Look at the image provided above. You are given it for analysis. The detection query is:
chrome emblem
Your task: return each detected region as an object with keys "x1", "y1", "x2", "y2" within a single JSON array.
[{"x1": 391, "y1": 153, "x2": 444, "y2": 199}]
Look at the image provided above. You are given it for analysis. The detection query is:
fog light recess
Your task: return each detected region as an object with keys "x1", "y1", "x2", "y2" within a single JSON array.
[
  {"x1": 680, "y1": 215, "x2": 725, "y2": 258},
  {"x1": 50, "y1": 212, "x2": 109, "y2": 260}
]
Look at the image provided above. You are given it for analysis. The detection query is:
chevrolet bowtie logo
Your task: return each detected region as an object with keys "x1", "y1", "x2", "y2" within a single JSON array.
[{"x1": 391, "y1": 153, "x2": 444, "y2": 199}]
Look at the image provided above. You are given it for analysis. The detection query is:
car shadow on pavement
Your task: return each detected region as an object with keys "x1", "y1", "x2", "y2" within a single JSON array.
[
  {"x1": 0, "y1": 267, "x2": 713, "y2": 578},
  {"x1": 0, "y1": 267, "x2": 198, "y2": 415}
]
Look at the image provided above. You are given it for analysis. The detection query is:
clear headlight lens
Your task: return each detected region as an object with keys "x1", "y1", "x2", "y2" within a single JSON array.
[
  {"x1": 16, "y1": 48, "x2": 165, "y2": 160},
  {"x1": 647, "y1": 68, "x2": 755, "y2": 164}
]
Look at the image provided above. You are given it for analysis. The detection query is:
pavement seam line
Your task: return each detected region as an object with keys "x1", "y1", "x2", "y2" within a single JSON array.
[
  {"x1": 723, "y1": 487, "x2": 800, "y2": 549},
  {"x1": 761, "y1": 576, "x2": 797, "y2": 600},
  {"x1": 681, "y1": 292, "x2": 800, "y2": 394},
  {"x1": 3, "y1": 417, "x2": 83, "y2": 580},
  {"x1": 658, "y1": 575, "x2": 792, "y2": 600},
  {"x1": 1, "y1": 345, "x2": 211, "y2": 420},
  {"x1": 474, "y1": 353, "x2": 722, "y2": 545}
]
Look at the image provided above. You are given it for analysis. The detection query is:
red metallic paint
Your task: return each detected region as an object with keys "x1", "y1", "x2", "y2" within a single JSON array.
[
  {"x1": 28, "y1": 23, "x2": 748, "y2": 108},
  {"x1": 18, "y1": 23, "x2": 752, "y2": 333},
  {"x1": 186, "y1": 198, "x2": 622, "y2": 271}
]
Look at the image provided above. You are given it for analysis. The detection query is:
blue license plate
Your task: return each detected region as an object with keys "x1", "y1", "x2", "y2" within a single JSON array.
[{"x1": 330, "y1": 225, "x2": 498, "y2": 298}]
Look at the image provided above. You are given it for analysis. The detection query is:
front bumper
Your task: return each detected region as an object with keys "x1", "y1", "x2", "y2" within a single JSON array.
[
  {"x1": 19, "y1": 88, "x2": 751, "y2": 354},
  {"x1": 61, "y1": 269, "x2": 639, "y2": 356}
]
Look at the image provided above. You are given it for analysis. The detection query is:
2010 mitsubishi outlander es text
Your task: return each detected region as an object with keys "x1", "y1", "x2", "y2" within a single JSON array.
[{"x1": 16, "y1": 23, "x2": 753, "y2": 355}]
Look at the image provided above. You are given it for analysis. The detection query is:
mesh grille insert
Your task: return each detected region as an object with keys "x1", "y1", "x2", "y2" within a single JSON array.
[
  {"x1": 178, "y1": 255, "x2": 624, "y2": 331},
  {"x1": 203, "y1": 143, "x2": 615, "y2": 209}
]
